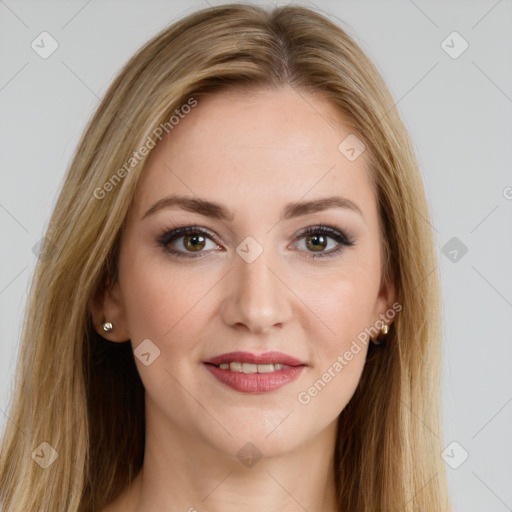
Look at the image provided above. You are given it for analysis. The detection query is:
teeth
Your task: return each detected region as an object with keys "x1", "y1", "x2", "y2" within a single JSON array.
[
  {"x1": 217, "y1": 362, "x2": 286, "y2": 373},
  {"x1": 257, "y1": 364, "x2": 276, "y2": 373},
  {"x1": 230, "y1": 362, "x2": 243, "y2": 372},
  {"x1": 241, "y1": 363, "x2": 258, "y2": 373}
]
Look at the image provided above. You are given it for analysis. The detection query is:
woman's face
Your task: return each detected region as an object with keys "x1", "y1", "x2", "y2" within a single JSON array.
[{"x1": 105, "y1": 86, "x2": 394, "y2": 459}]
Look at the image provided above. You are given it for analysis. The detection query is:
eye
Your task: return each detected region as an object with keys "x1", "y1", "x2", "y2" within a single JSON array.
[
  {"x1": 157, "y1": 223, "x2": 355, "y2": 260},
  {"x1": 157, "y1": 225, "x2": 221, "y2": 259},
  {"x1": 291, "y1": 225, "x2": 355, "y2": 259}
]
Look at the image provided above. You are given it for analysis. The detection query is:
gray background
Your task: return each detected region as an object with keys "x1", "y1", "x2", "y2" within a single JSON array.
[{"x1": 1, "y1": 1, "x2": 511, "y2": 510}]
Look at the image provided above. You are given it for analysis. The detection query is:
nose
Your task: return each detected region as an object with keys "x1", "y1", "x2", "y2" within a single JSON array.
[{"x1": 220, "y1": 244, "x2": 293, "y2": 334}]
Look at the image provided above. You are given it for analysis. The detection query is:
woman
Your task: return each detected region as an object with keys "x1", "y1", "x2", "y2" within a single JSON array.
[{"x1": 0, "y1": 3, "x2": 451, "y2": 511}]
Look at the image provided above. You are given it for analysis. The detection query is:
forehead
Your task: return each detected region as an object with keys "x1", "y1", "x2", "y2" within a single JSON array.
[{"x1": 132, "y1": 86, "x2": 377, "y2": 224}]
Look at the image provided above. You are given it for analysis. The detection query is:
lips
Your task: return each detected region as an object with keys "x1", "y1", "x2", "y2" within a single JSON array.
[{"x1": 203, "y1": 351, "x2": 306, "y2": 393}]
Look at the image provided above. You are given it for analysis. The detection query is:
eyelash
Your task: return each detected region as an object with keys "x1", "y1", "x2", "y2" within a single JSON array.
[{"x1": 157, "y1": 223, "x2": 355, "y2": 260}]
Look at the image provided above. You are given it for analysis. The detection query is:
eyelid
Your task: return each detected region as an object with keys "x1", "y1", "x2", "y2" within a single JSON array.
[
  {"x1": 158, "y1": 224, "x2": 221, "y2": 245},
  {"x1": 291, "y1": 224, "x2": 354, "y2": 245},
  {"x1": 288, "y1": 224, "x2": 355, "y2": 259},
  {"x1": 157, "y1": 223, "x2": 355, "y2": 259}
]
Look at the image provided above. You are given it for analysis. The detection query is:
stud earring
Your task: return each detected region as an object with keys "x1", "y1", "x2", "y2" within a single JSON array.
[
  {"x1": 102, "y1": 321, "x2": 113, "y2": 333},
  {"x1": 372, "y1": 323, "x2": 389, "y2": 345}
]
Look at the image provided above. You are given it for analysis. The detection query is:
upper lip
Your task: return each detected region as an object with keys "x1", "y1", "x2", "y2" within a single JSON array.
[{"x1": 204, "y1": 351, "x2": 306, "y2": 367}]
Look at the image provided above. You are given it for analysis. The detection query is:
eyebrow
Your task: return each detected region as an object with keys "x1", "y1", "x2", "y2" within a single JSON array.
[{"x1": 141, "y1": 194, "x2": 363, "y2": 221}]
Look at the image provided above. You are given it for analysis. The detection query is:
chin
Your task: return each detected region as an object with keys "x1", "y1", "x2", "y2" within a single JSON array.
[{"x1": 199, "y1": 415, "x2": 315, "y2": 460}]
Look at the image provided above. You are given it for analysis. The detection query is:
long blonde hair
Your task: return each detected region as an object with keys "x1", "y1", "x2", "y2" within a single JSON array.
[{"x1": 0, "y1": 4, "x2": 450, "y2": 511}]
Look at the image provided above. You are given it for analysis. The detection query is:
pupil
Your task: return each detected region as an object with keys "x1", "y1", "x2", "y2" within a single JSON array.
[
  {"x1": 308, "y1": 235, "x2": 326, "y2": 251},
  {"x1": 185, "y1": 235, "x2": 205, "y2": 251}
]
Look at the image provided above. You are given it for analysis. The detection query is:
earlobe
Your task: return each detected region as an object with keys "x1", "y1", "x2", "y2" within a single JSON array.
[
  {"x1": 373, "y1": 275, "x2": 397, "y2": 331},
  {"x1": 89, "y1": 277, "x2": 131, "y2": 342}
]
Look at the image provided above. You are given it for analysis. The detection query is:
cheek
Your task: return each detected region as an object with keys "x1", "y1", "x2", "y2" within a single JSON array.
[
  {"x1": 306, "y1": 262, "x2": 380, "y2": 346},
  {"x1": 297, "y1": 263, "x2": 380, "y2": 405},
  {"x1": 313, "y1": 284, "x2": 371, "y2": 364},
  {"x1": 117, "y1": 242, "x2": 223, "y2": 360},
  {"x1": 120, "y1": 268, "x2": 209, "y2": 342}
]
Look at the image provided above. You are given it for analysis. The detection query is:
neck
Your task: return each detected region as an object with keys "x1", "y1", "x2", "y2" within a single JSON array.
[{"x1": 122, "y1": 407, "x2": 339, "y2": 511}]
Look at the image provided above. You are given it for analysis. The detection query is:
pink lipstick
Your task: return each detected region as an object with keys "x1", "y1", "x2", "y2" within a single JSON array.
[{"x1": 204, "y1": 351, "x2": 306, "y2": 393}]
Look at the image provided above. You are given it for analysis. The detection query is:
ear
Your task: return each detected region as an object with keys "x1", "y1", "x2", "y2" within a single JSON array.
[
  {"x1": 89, "y1": 277, "x2": 130, "y2": 342},
  {"x1": 372, "y1": 273, "x2": 397, "y2": 328}
]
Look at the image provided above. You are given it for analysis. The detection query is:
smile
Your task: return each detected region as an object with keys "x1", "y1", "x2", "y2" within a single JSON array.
[
  {"x1": 216, "y1": 362, "x2": 289, "y2": 373},
  {"x1": 203, "y1": 350, "x2": 307, "y2": 393}
]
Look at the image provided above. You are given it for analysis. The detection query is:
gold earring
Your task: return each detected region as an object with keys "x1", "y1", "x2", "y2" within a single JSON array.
[
  {"x1": 373, "y1": 324, "x2": 389, "y2": 345},
  {"x1": 102, "y1": 321, "x2": 113, "y2": 333}
]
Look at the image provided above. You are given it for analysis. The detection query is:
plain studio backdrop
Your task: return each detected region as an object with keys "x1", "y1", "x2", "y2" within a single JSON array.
[{"x1": 1, "y1": 1, "x2": 511, "y2": 510}]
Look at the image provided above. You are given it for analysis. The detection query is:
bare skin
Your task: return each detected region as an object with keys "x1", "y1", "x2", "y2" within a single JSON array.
[{"x1": 94, "y1": 86, "x2": 395, "y2": 512}]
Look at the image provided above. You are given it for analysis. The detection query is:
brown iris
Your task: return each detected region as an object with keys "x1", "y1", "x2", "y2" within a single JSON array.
[
  {"x1": 183, "y1": 234, "x2": 206, "y2": 252},
  {"x1": 305, "y1": 234, "x2": 327, "y2": 252}
]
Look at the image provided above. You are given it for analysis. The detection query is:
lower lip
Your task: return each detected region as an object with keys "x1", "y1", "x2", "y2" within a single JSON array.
[{"x1": 204, "y1": 363, "x2": 305, "y2": 393}]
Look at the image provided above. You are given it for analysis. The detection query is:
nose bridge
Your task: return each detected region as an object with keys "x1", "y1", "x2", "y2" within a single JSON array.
[{"x1": 222, "y1": 236, "x2": 291, "y2": 332}]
